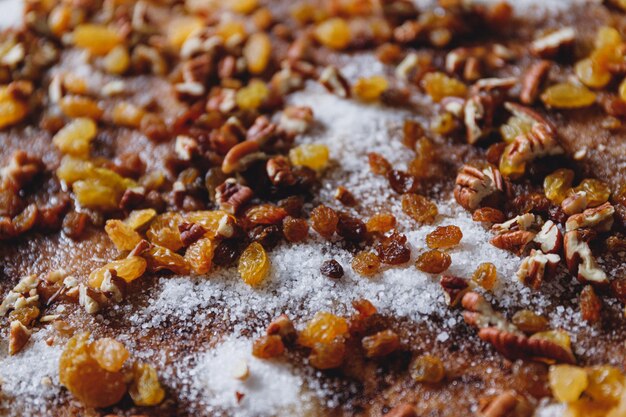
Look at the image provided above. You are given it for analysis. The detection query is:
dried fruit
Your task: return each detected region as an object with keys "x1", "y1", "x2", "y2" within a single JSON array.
[
  {"x1": 0, "y1": 86, "x2": 28, "y2": 130},
  {"x1": 500, "y1": 114, "x2": 533, "y2": 144},
  {"x1": 52, "y1": 118, "x2": 97, "y2": 157},
  {"x1": 575, "y1": 58, "x2": 611, "y2": 89},
  {"x1": 375, "y1": 232, "x2": 410, "y2": 265},
  {"x1": 320, "y1": 259, "x2": 344, "y2": 279},
  {"x1": 352, "y1": 251, "x2": 381, "y2": 276},
  {"x1": 574, "y1": 179, "x2": 610, "y2": 207},
  {"x1": 124, "y1": 209, "x2": 157, "y2": 231},
  {"x1": 59, "y1": 96, "x2": 104, "y2": 120},
  {"x1": 472, "y1": 207, "x2": 505, "y2": 224},
  {"x1": 146, "y1": 212, "x2": 184, "y2": 251},
  {"x1": 471, "y1": 262, "x2": 497, "y2": 290},
  {"x1": 145, "y1": 245, "x2": 190, "y2": 275},
  {"x1": 236, "y1": 79, "x2": 269, "y2": 110},
  {"x1": 310, "y1": 205, "x2": 338, "y2": 239},
  {"x1": 112, "y1": 102, "x2": 145, "y2": 128},
  {"x1": 73, "y1": 24, "x2": 123, "y2": 55},
  {"x1": 314, "y1": 18, "x2": 351, "y2": 50},
  {"x1": 184, "y1": 238, "x2": 214, "y2": 275},
  {"x1": 421, "y1": 72, "x2": 467, "y2": 103},
  {"x1": 129, "y1": 362, "x2": 165, "y2": 406},
  {"x1": 401, "y1": 194, "x2": 438, "y2": 224},
  {"x1": 105, "y1": 219, "x2": 142, "y2": 251},
  {"x1": 238, "y1": 242, "x2": 270, "y2": 286},
  {"x1": 388, "y1": 170, "x2": 418, "y2": 194},
  {"x1": 283, "y1": 216, "x2": 309, "y2": 242},
  {"x1": 244, "y1": 32, "x2": 272, "y2": 74},
  {"x1": 88, "y1": 256, "x2": 147, "y2": 288},
  {"x1": 549, "y1": 364, "x2": 588, "y2": 403},
  {"x1": 586, "y1": 365, "x2": 625, "y2": 404},
  {"x1": 512, "y1": 310, "x2": 548, "y2": 334},
  {"x1": 103, "y1": 45, "x2": 130, "y2": 75},
  {"x1": 252, "y1": 335, "x2": 285, "y2": 359},
  {"x1": 337, "y1": 213, "x2": 367, "y2": 242},
  {"x1": 368, "y1": 152, "x2": 391, "y2": 175},
  {"x1": 59, "y1": 333, "x2": 127, "y2": 408},
  {"x1": 186, "y1": 211, "x2": 234, "y2": 239},
  {"x1": 366, "y1": 212, "x2": 396, "y2": 234},
  {"x1": 426, "y1": 225, "x2": 462, "y2": 249},
  {"x1": 544, "y1": 168, "x2": 575, "y2": 205},
  {"x1": 541, "y1": 83, "x2": 596, "y2": 109},
  {"x1": 415, "y1": 250, "x2": 451, "y2": 274},
  {"x1": 353, "y1": 76, "x2": 388, "y2": 101},
  {"x1": 289, "y1": 143, "x2": 329, "y2": 171},
  {"x1": 90, "y1": 338, "x2": 129, "y2": 372},
  {"x1": 309, "y1": 339, "x2": 346, "y2": 369},
  {"x1": 430, "y1": 112, "x2": 455, "y2": 135},
  {"x1": 362, "y1": 330, "x2": 400, "y2": 358},
  {"x1": 298, "y1": 312, "x2": 348, "y2": 347},
  {"x1": 410, "y1": 355, "x2": 445, "y2": 383}
]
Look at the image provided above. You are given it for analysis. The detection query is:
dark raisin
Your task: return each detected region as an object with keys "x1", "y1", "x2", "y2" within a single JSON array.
[
  {"x1": 337, "y1": 212, "x2": 367, "y2": 242},
  {"x1": 283, "y1": 216, "x2": 308, "y2": 242},
  {"x1": 320, "y1": 259, "x2": 344, "y2": 279},
  {"x1": 375, "y1": 231, "x2": 411, "y2": 265},
  {"x1": 213, "y1": 239, "x2": 241, "y2": 267},
  {"x1": 278, "y1": 196, "x2": 304, "y2": 217},
  {"x1": 62, "y1": 211, "x2": 90, "y2": 240},
  {"x1": 387, "y1": 170, "x2": 418, "y2": 194},
  {"x1": 248, "y1": 224, "x2": 282, "y2": 249}
]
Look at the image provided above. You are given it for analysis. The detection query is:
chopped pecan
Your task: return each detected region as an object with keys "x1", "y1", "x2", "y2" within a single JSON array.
[
  {"x1": 504, "y1": 102, "x2": 555, "y2": 132},
  {"x1": 99, "y1": 270, "x2": 126, "y2": 303},
  {"x1": 565, "y1": 202, "x2": 614, "y2": 232},
  {"x1": 530, "y1": 27, "x2": 575, "y2": 58},
  {"x1": 78, "y1": 284, "x2": 107, "y2": 314},
  {"x1": 383, "y1": 404, "x2": 418, "y2": 417},
  {"x1": 492, "y1": 213, "x2": 537, "y2": 234},
  {"x1": 440, "y1": 275, "x2": 470, "y2": 307},
  {"x1": 472, "y1": 77, "x2": 517, "y2": 93},
  {"x1": 266, "y1": 314, "x2": 297, "y2": 345},
  {"x1": 175, "y1": 135, "x2": 199, "y2": 161},
  {"x1": 478, "y1": 391, "x2": 527, "y2": 417},
  {"x1": 279, "y1": 105, "x2": 314, "y2": 136},
  {"x1": 266, "y1": 156, "x2": 296, "y2": 187},
  {"x1": 501, "y1": 123, "x2": 563, "y2": 169},
  {"x1": 454, "y1": 164, "x2": 504, "y2": 211},
  {"x1": 564, "y1": 230, "x2": 608, "y2": 285},
  {"x1": 215, "y1": 179, "x2": 254, "y2": 214},
  {"x1": 561, "y1": 191, "x2": 588, "y2": 216},
  {"x1": 464, "y1": 93, "x2": 495, "y2": 144},
  {"x1": 490, "y1": 230, "x2": 535, "y2": 254},
  {"x1": 520, "y1": 60, "x2": 551, "y2": 105},
  {"x1": 9, "y1": 320, "x2": 31, "y2": 355},
  {"x1": 247, "y1": 116, "x2": 277, "y2": 144},
  {"x1": 533, "y1": 220, "x2": 562, "y2": 254},
  {"x1": 335, "y1": 186, "x2": 356, "y2": 206},
  {"x1": 179, "y1": 222, "x2": 207, "y2": 246},
  {"x1": 319, "y1": 66, "x2": 350, "y2": 98},
  {"x1": 516, "y1": 249, "x2": 560, "y2": 289},
  {"x1": 221, "y1": 140, "x2": 263, "y2": 174},
  {"x1": 580, "y1": 285, "x2": 602, "y2": 324},
  {"x1": 0, "y1": 151, "x2": 44, "y2": 191}
]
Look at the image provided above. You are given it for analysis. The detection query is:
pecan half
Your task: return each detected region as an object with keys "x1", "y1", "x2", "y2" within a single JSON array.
[
  {"x1": 464, "y1": 93, "x2": 495, "y2": 144},
  {"x1": 279, "y1": 105, "x2": 314, "y2": 136},
  {"x1": 516, "y1": 249, "x2": 560, "y2": 289},
  {"x1": 221, "y1": 140, "x2": 264, "y2": 174},
  {"x1": 530, "y1": 27, "x2": 575, "y2": 58},
  {"x1": 440, "y1": 275, "x2": 470, "y2": 307},
  {"x1": 472, "y1": 77, "x2": 517, "y2": 93},
  {"x1": 215, "y1": 179, "x2": 254, "y2": 214},
  {"x1": 580, "y1": 285, "x2": 602, "y2": 324},
  {"x1": 565, "y1": 202, "x2": 614, "y2": 232},
  {"x1": 9, "y1": 320, "x2": 31, "y2": 355},
  {"x1": 247, "y1": 116, "x2": 277, "y2": 144},
  {"x1": 319, "y1": 66, "x2": 350, "y2": 98},
  {"x1": 454, "y1": 164, "x2": 504, "y2": 211},
  {"x1": 266, "y1": 156, "x2": 296, "y2": 187},
  {"x1": 490, "y1": 230, "x2": 535, "y2": 254},
  {"x1": 564, "y1": 230, "x2": 608, "y2": 285},
  {"x1": 520, "y1": 61, "x2": 551, "y2": 105},
  {"x1": 179, "y1": 222, "x2": 207, "y2": 246},
  {"x1": 561, "y1": 191, "x2": 588, "y2": 216},
  {"x1": 533, "y1": 220, "x2": 562, "y2": 254},
  {"x1": 505, "y1": 123, "x2": 563, "y2": 167},
  {"x1": 504, "y1": 102, "x2": 555, "y2": 133}
]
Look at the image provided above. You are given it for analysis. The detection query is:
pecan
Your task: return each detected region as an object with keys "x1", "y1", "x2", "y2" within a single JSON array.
[
  {"x1": 504, "y1": 102, "x2": 555, "y2": 133},
  {"x1": 462, "y1": 292, "x2": 517, "y2": 333},
  {"x1": 99, "y1": 270, "x2": 126, "y2": 303},
  {"x1": 454, "y1": 164, "x2": 504, "y2": 211},
  {"x1": 393, "y1": 20, "x2": 422, "y2": 44},
  {"x1": 0, "y1": 151, "x2": 44, "y2": 192},
  {"x1": 221, "y1": 140, "x2": 263, "y2": 174},
  {"x1": 206, "y1": 88, "x2": 237, "y2": 114},
  {"x1": 266, "y1": 314, "x2": 297, "y2": 345},
  {"x1": 580, "y1": 285, "x2": 602, "y2": 324},
  {"x1": 179, "y1": 222, "x2": 207, "y2": 246},
  {"x1": 319, "y1": 66, "x2": 350, "y2": 98},
  {"x1": 464, "y1": 93, "x2": 495, "y2": 144},
  {"x1": 530, "y1": 27, "x2": 575, "y2": 58},
  {"x1": 78, "y1": 284, "x2": 107, "y2": 314},
  {"x1": 266, "y1": 156, "x2": 296, "y2": 187},
  {"x1": 440, "y1": 275, "x2": 470, "y2": 307},
  {"x1": 175, "y1": 135, "x2": 199, "y2": 161},
  {"x1": 520, "y1": 60, "x2": 551, "y2": 105},
  {"x1": 533, "y1": 220, "x2": 562, "y2": 254},
  {"x1": 500, "y1": 123, "x2": 563, "y2": 169},
  {"x1": 279, "y1": 105, "x2": 314, "y2": 136},
  {"x1": 490, "y1": 230, "x2": 535, "y2": 254},
  {"x1": 445, "y1": 47, "x2": 471, "y2": 74},
  {"x1": 561, "y1": 191, "x2": 588, "y2": 216},
  {"x1": 478, "y1": 391, "x2": 525, "y2": 417},
  {"x1": 463, "y1": 56, "x2": 481, "y2": 81},
  {"x1": 129, "y1": 239, "x2": 151, "y2": 257},
  {"x1": 270, "y1": 67, "x2": 305, "y2": 96},
  {"x1": 215, "y1": 179, "x2": 254, "y2": 214},
  {"x1": 565, "y1": 202, "x2": 614, "y2": 232},
  {"x1": 119, "y1": 187, "x2": 146, "y2": 211},
  {"x1": 472, "y1": 77, "x2": 517, "y2": 93},
  {"x1": 247, "y1": 116, "x2": 276, "y2": 144},
  {"x1": 564, "y1": 230, "x2": 608, "y2": 285},
  {"x1": 383, "y1": 404, "x2": 418, "y2": 417},
  {"x1": 516, "y1": 249, "x2": 560, "y2": 289},
  {"x1": 9, "y1": 320, "x2": 31, "y2": 355}
]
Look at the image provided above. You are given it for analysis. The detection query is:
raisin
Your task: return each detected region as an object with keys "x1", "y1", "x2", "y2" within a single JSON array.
[
  {"x1": 146, "y1": 212, "x2": 184, "y2": 251},
  {"x1": 471, "y1": 262, "x2": 498, "y2": 290},
  {"x1": 314, "y1": 17, "x2": 351, "y2": 50},
  {"x1": 366, "y1": 212, "x2": 396, "y2": 234},
  {"x1": 52, "y1": 118, "x2": 97, "y2": 157},
  {"x1": 289, "y1": 143, "x2": 330, "y2": 171},
  {"x1": 236, "y1": 80, "x2": 269, "y2": 110},
  {"x1": 512, "y1": 310, "x2": 548, "y2": 334},
  {"x1": 129, "y1": 362, "x2": 165, "y2": 406},
  {"x1": 337, "y1": 212, "x2": 367, "y2": 242},
  {"x1": 73, "y1": 24, "x2": 122, "y2": 55},
  {"x1": 105, "y1": 219, "x2": 142, "y2": 251},
  {"x1": 353, "y1": 76, "x2": 389, "y2": 101},
  {"x1": 472, "y1": 207, "x2": 505, "y2": 224},
  {"x1": 368, "y1": 152, "x2": 391, "y2": 175},
  {"x1": 309, "y1": 339, "x2": 346, "y2": 370},
  {"x1": 362, "y1": 329, "x2": 400, "y2": 358},
  {"x1": 248, "y1": 224, "x2": 282, "y2": 249},
  {"x1": 238, "y1": 242, "x2": 270, "y2": 286},
  {"x1": 410, "y1": 355, "x2": 445, "y2": 383},
  {"x1": 426, "y1": 225, "x2": 462, "y2": 249},
  {"x1": 574, "y1": 179, "x2": 611, "y2": 207},
  {"x1": 88, "y1": 256, "x2": 147, "y2": 288},
  {"x1": 320, "y1": 259, "x2": 344, "y2": 279},
  {"x1": 541, "y1": 83, "x2": 596, "y2": 109},
  {"x1": 310, "y1": 204, "x2": 338, "y2": 239},
  {"x1": 244, "y1": 32, "x2": 271, "y2": 74},
  {"x1": 388, "y1": 170, "x2": 418, "y2": 194},
  {"x1": 421, "y1": 72, "x2": 467, "y2": 102},
  {"x1": 580, "y1": 285, "x2": 602, "y2": 324},
  {"x1": 144, "y1": 245, "x2": 190, "y2": 275},
  {"x1": 252, "y1": 335, "x2": 285, "y2": 359},
  {"x1": 89, "y1": 338, "x2": 129, "y2": 372},
  {"x1": 352, "y1": 299, "x2": 377, "y2": 317},
  {"x1": 376, "y1": 43, "x2": 402, "y2": 64},
  {"x1": 298, "y1": 312, "x2": 348, "y2": 348},
  {"x1": 375, "y1": 231, "x2": 410, "y2": 265},
  {"x1": 245, "y1": 204, "x2": 288, "y2": 226},
  {"x1": 278, "y1": 196, "x2": 304, "y2": 217},
  {"x1": 9, "y1": 305, "x2": 39, "y2": 326},
  {"x1": 335, "y1": 186, "x2": 356, "y2": 206},
  {"x1": 213, "y1": 239, "x2": 241, "y2": 267},
  {"x1": 401, "y1": 193, "x2": 438, "y2": 224},
  {"x1": 62, "y1": 211, "x2": 90, "y2": 240},
  {"x1": 352, "y1": 251, "x2": 381, "y2": 277},
  {"x1": 283, "y1": 216, "x2": 309, "y2": 242},
  {"x1": 403, "y1": 120, "x2": 424, "y2": 149},
  {"x1": 408, "y1": 138, "x2": 435, "y2": 178},
  {"x1": 184, "y1": 238, "x2": 214, "y2": 275},
  {"x1": 548, "y1": 365, "x2": 588, "y2": 403},
  {"x1": 415, "y1": 250, "x2": 451, "y2": 274}
]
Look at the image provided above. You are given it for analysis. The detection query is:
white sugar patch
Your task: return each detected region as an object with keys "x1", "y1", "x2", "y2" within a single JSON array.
[
  {"x1": 533, "y1": 401, "x2": 566, "y2": 417},
  {"x1": 190, "y1": 337, "x2": 312, "y2": 417},
  {"x1": 0, "y1": 0, "x2": 22, "y2": 28}
]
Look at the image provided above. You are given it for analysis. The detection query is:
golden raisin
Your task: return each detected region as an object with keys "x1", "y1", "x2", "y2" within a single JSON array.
[
  {"x1": 184, "y1": 238, "x2": 214, "y2": 275},
  {"x1": 410, "y1": 355, "x2": 445, "y2": 383},
  {"x1": 73, "y1": 24, "x2": 123, "y2": 55},
  {"x1": 103, "y1": 45, "x2": 130, "y2": 75},
  {"x1": 59, "y1": 95, "x2": 104, "y2": 120},
  {"x1": 0, "y1": 86, "x2": 28, "y2": 130},
  {"x1": 282, "y1": 216, "x2": 309, "y2": 242},
  {"x1": 145, "y1": 245, "x2": 191, "y2": 275},
  {"x1": 540, "y1": 83, "x2": 596, "y2": 109},
  {"x1": 471, "y1": 262, "x2": 498, "y2": 290},
  {"x1": 368, "y1": 152, "x2": 391, "y2": 175},
  {"x1": 309, "y1": 339, "x2": 346, "y2": 370},
  {"x1": 88, "y1": 256, "x2": 147, "y2": 288},
  {"x1": 415, "y1": 250, "x2": 451, "y2": 274},
  {"x1": 146, "y1": 212, "x2": 184, "y2": 251},
  {"x1": 574, "y1": 179, "x2": 610, "y2": 207},
  {"x1": 89, "y1": 338, "x2": 129, "y2": 373},
  {"x1": 9, "y1": 305, "x2": 39, "y2": 327},
  {"x1": 500, "y1": 115, "x2": 533, "y2": 144},
  {"x1": 298, "y1": 312, "x2": 348, "y2": 347},
  {"x1": 238, "y1": 242, "x2": 270, "y2": 286},
  {"x1": 375, "y1": 232, "x2": 411, "y2": 265},
  {"x1": 353, "y1": 76, "x2": 389, "y2": 101},
  {"x1": 426, "y1": 225, "x2": 463, "y2": 249},
  {"x1": 166, "y1": 16, "x2": 204, "y2": 49},
  {"x1": 185, "y1": 210, "x2": 234, "y2": 239},
  {"x1": 129, "y1": 362, "x2": 165, "y2": 406},
  {"x1": 401, "y1": 193, "x2": 438, "y2": 224},
  {"x1": 216, "y1": 21, "x2": 247, "y2": 43},
  {"x1": 112, "y1": 102, "x2": 145, "y2": 128},
  {"x1": 586, "y1": 365, "x2": 625, "y2": 404},
  {"x1": 575, "y1": 57, "x2": 611, "y2": 89},
  {"x1": 245, "y1": 204, "x2": 288, "y2": 226},
  {"x1": 351, "y1": 251, "x2": 381, "y2": 277},
  {"x1": 236, "y1": 79, "x2": 269, "y2": 110},
  {"x1": 472, "y1": 207, "x2": 506, "y2": 224},
  {"x1": 244, "y1": 32, "x2": 272, "y2": 74},
  {"x1": 512, "y1": 309, "x2": 549, "y2": 334},
  {"x1": 124, "y1": 208, "x2": 157, "y2": 231},
  {"x1": 366, "y1": 212, "x2": 396, "y2": 233},
  {"x1": 362, "y1": 330, "x2": 400, "y2": 358},
  {"x1": 310, "y1": 205, "x2": 338, "y2": 239},
  {"x1": 59, "y1": 333, "x2": 127, "y2": 408},
  {"x1": 52, "y1": 118, "x2": 97, "y2": 157},
  {"x1": 289, "y1": 143, "x2": 329, "y2": 171},
  {"x1": 105, "y1": 219, "x2": 142, "y2": 251},
  {"x1": 252, "y1": 334, "x2": 285, "y2": 359},
  {"x1": 230, "y1": 0, "x2": 258, "y2": 14},
  {"x1": 549, "y1": 364, "x2": 588, "y2": 403},
  {"x1": 421, "y1": 72, "x2": 467, "y2": 103},
  {"x1": 314, "y1": 18, "x2": 351, "y2": 50},
  {"x1": 430, "y1": 112, "x2": 456, "y2": 135},
  {"x1": 544, "y1": 168, "x2": 575, "y2": 205}
]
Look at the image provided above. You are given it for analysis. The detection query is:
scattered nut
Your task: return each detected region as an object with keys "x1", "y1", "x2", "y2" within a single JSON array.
[
  {"x1": 564, "y1": 230, "x2": 608, "y2": 285},
  {"x1": 565, "y1": 202, "x2": 614, "y2": 232},
  {"x1": 533, "y1": 220, "x2": 562, "y2": 254},
  {"x1": 516, "y1": 249, "x2": 560, "y2": 289},
  {"x1": 9, "y1": 320, "x2": 31, "y2": 355},
  {"x1": 454, "y1": 164, "x2": 504, "y2": 211},
  {"x1": 530, "y1": 27, "x2": 575, "y2": 58}
]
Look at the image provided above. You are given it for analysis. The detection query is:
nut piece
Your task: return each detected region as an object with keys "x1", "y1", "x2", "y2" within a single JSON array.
[
  {"x1": 279, "y1": 106, "x2": 314, "y2": 136},
  {"x1": 564, "y1": 230, "x2": 608, "y2": 284},
  {"x1": 491, "y1": 213, "x2": 537, "y2": 234},
  {"x1": 232, "y1": 359, "x2": 249, "y2": 381},
  {"x1": 490, "y1": 230, "x2": 536, "y2": 254},
  {"x1": 9, "y1": 320, "x2": 31, "y2": 355},
  {"x1": 221, "y1": 141, "x2": 263, "y2": 174},
  {"x1": 561, "y1": 191, "x2": 588, "y2": 216},
  {"x1": 520, "y1": 61, "x2": 551, "y2": 105},
  {"x1": 440, "y1": 275, "x2": 470, "y2": 307},
  {"x1": 383, "y1": 404, "x2": 418, "y2": 417},
  {"x1": 530, "y1": 27, "x2": 575, "y2": 58},
  {"x1": 454, "y1": 164, "x2": 504, "y2": 211},
  {"x1": 266, "y1": 156, "x2": 296, "y2": 187},
  {"x1": 215, "y1": 179, "x2": 254, "y2": 214},
  {"x1": 533, "y1": 220, "x2": 562, "y2": 254},
  {"x1": 319, "y1": 66, "x2": 350, "y2": 98},
  {"x1": 464, "y1": 94, "x2": 494, "y2": 144},
  {"x1": 565, "y1": 202, "x2": 614, "y2": 232},
  {"x1": 501, "y1": 123, "x2": 563, "y2": 169},
  {"x1": 516, "y1": 249, "x2": 561, "y2": 289},
  {"x1": 175, "y1": 135, "x2": 199, "y2": 161},
  {"x1": 478, "y1": 391, "x2": 525, "y2": 417}
]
